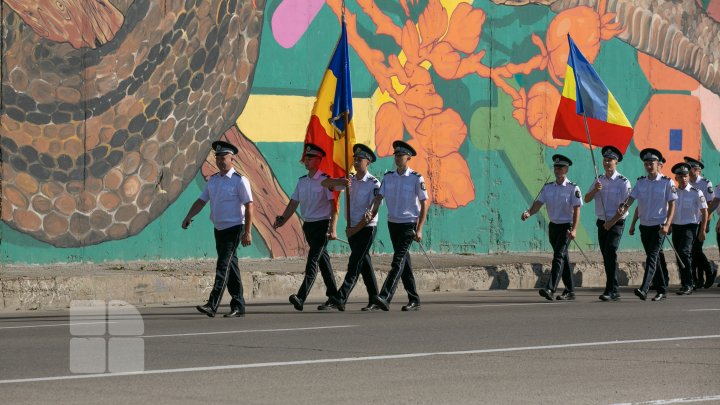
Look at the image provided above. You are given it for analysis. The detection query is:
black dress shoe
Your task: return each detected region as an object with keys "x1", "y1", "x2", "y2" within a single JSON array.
[
  {"x1": 675, "y1": 287, "x2": 692, "y2": 295},
  {"x1": 539, "y1": 289, "x2": 553, "y2": 301},
  {"x1": 196, "y1": 304, "x2": 215, "y2": 317},
  {"x1": 633, "y1": 288, "x2": 647, "y2": 301},
  {"x1": 610, "y1": 294, "x2": 621, "y2": 301},
  {"x1": 372, "y1": 296, "x2": 390, "y2": 311},
  {"x1": 289, "y1": 294, "x2": 304, "y2": 311},
  {"x1": 599, "y1": 294, "x2": 611, "y2": 301},
  {"x1": 704, "y1": 270, "x2": 717, "y2": 289},
  {"x1": 317, "y1": 301, "x2": 342, "y2": 311},
  {"x1": 556, "y1": 292, "x2": 575, "y2": 301},
  {"x1": 651, "y1": 293, "x2": 667, "y2": 301},
  {"x1": 223, "y1": 309, "x2": 245, "y2": 317},
  {"x1": 361, "y1": 304, "x2": 381, "y2": 311},
  {"x1": 328, "y1": 296, "x2": 345, "y2": 312},
  {"x1": 401, "y1": 302, "x2": 420, "y2": 311}
]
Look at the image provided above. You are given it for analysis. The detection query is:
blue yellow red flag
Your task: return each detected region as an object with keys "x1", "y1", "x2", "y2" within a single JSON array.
[{"x1": 552, "y1": 35, "x2": 633, "y2": 153}]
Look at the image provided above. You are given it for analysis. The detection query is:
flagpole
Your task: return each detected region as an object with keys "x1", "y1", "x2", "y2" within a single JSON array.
[
  {"x1": 343, "y1": 111, "x2": 351, "y2": 226},
  {"x1": 581, "y1": 113, "x2": 608, "y2": 220}
]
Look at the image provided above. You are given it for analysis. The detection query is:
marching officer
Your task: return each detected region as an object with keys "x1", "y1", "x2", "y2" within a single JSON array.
[
  {"x1": 611, "y1": 148, "x2": 677, "y2": 301},
  {"x1": 365, "y1": 140, "x2": 428, "y2": 311},
  {"x1": 684, "y1": 156, "x2": 717, "y2": 289},
  {"x1": 182, "y1": 140, "x2": 254, "y2": 318},
  {"x1": 522, "y1": 154, "x2": 582, "y2": 301},
  {"x1": 273, "y1": 143, "x2": 339, "y2": 311},
  {"x1": 320, "y1": 144, "x2": 381, "y2": 311},
  {"x1": 584, "y1": 146, "x2": 630, "y2": 301},
  {"x1": 670, "y1": 162, "x2": 708, "y2": 295}
]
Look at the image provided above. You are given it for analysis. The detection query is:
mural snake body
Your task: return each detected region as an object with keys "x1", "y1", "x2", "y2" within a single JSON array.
[{"x1": 1, "y1": 0, "x2": 264, "y2": 247}]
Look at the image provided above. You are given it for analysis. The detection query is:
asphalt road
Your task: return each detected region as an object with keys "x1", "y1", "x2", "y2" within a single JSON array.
[{"x1": 1, "y1": 288, "x2": 719, "y2": 404}]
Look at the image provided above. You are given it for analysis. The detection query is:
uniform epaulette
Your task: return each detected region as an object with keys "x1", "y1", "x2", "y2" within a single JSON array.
[
  {"x1": 661, "y1": 175, "x2": 670, "y2": 180},
  {"x1": 690, "y1": 186, "x2": 699, "y2": 192},
  {"x1": 411, "y1": 171, "x2": 421, "y2": 177},
  {"x1": 637, "y1": 176, "x2": 646, "y2": 180},
  {"x1": 232, "y1": 172, "x2": 242, "y2": 177},
  {"x1": 545, "y1": 181, "x2": 553, "y2": 185},
  {"x1": 618, "y1": 175, "x2": 627, "y2": 180},
  {"x1": 321, "y1": 173, "x2": 329, "y2": 178},
  {"x1": 211, "y1": 172, "x2": 220, "y2": 177},
  {"x1": 384, "y1": 171, "x2": 393, "y2": 176},
  {"x1": 369, "y1": 175, "x2": 379, "y2": 183},
  {"x1": 299, "y1": 175, "x2": 307, "y2": 179},
  {"x1": 569, "y1": 181, "x2": 577, "y2": 186}
]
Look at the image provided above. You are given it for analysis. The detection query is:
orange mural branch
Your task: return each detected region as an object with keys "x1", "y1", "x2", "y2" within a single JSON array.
[{"x1": 355, "y1": 0, "x2": 402, "y2": 45}]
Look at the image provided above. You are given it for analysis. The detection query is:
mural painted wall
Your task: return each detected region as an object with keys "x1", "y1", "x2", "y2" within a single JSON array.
[{"x1": 1, "y1": 0, "x2": 719, "y2": 264}]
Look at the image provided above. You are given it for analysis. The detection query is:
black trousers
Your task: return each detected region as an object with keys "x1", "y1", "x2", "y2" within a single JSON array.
[
  {"x1": 378, "y1": 222, "x2": 420, "y2": 304},
  {"x1": 296, "y1": 219, "x2": 337, "y2": 301},
  {"x1": 672, "y1": 223, "x2": 697, "y2": 289},
  {"x1": 208, "y1": 224, "x2": 245, "y2": 312},
  {"x1": 335, "y1": 226, "x2": 378, "y2": 304},
  {"x1": 691, "y1": 235, "x2": 711, "y2": 286},
  {"x1": 597, "y1": 219, "x2": 624, "y2": 296},
  {"x1": 639, "y1": 224, "x2": 667, "y2": 294},
  {"x1": 546, "y1": 222, "x2": 574, "y2": 293}
]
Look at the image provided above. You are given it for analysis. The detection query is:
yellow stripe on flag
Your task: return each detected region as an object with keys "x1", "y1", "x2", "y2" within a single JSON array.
[
  {"x1": 561, "y1": 65, "x2": 577, "y2": 101},
  {"x1": 607, "y1": 92, "x2": 632, "y2": 127}
]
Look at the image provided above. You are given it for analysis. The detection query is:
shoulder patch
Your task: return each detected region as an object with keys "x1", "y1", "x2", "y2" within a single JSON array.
[
  {"x1": 709, "y1": 186, "x2": 714, "y2": 194},
  {"x1": 575, "y1": 189, "x2": 581, "y2": 198},
  {"x1": 671, "y1": 184, "x2": 677, "y2": 193}
]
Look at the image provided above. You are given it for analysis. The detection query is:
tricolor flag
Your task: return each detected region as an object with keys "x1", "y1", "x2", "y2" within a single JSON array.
[
  {"x1": 552, "y1": 35, "x2": 633, "y2": 153},
  {"x1": 303, "y1": 19, "x2": 355, "y2": 179}
]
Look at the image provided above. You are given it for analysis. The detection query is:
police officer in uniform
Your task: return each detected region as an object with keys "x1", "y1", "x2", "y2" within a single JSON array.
[
  {"x1": 320, "y1": 144, "x2": 381, "y2": 311},
  {"x1": 670, "y1": 162, "x2": 708, "y2": 295},
  {"x1": 612, "y1": 148, "x2": 677, "y2": 301},
  {"x1": 708, "y1": 175, "x2": 720, "y2": 287},
  {"x1": 182, "y1": 141, "x2": 254, "y2": 318},
  {"x1": 585, "y1": 146, "x2": 630, "y2": 301},
  {"x1": 522, "y1": 154, "x2": 582, "y2": 301},
  {"x1": 684, "y1": 156, "x2": 717, "y2": 289},
  {"x1": 274, "y1": 143, "x2": 338, "y2": 311},
  {"x1": 365, "y1": 140, "x2": 428, "y2": 311}
]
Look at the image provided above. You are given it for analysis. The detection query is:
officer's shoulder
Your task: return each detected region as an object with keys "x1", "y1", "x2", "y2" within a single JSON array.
[
  {"x1": 618, "y1": 174, "x2": 627, "y2": 181},
  {"x1": 544, "y1": 181, "x2": 553, "y2": 185},
  {"x1": 321, "y1": 173, "x2": 329, "y2": 178},
  {"x1": 368, "y1": 174, "x2": 379, "y2": 183},
  {"x1": 637, "y1": 175, "x2": 646, "y2": 180},
  {"x1": 231, "y1": 172, "x2": 243, "y2": 178},
  {"x1": 661, "y1": 175, "x2": 670, "y2": 180},
  {"x1": 410, "y1": 171, "x2": 422, "y2": 177},
  {"x1": 569, "y1": 181, "x2": 577, "y2": 186},
  {"x1": 384, "y1": 170, "x2": 393, "y2": 176},
  {"x1": 690, "y1": 186, "x2": 699, "y2": 192},
  {"x1": 298, "y1": 174, "x2": 308, "y2": 179}
]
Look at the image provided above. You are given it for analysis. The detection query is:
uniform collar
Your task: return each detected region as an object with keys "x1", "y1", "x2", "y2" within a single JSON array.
[
  {"x1": 395, "y1": 167, "x2": 412, "y2": 176},
  {"x1": 679, "y1": 183, "x2": 692, "y2": 191},
  {"x1": 554, "y1": 178, "x2": 570, "y2": 186},
  {"x1": 221, "y1": 167, "x2": 236, "y2": 178},
  {"x1": 310, "y1": 170, "x2": 326, "y2": 180},
  {"x1": 355, "y1": 171, "x2": 373, "y2": 182},
  {"x1": 607, "y1": 171, "x2": 620, "y2": 180}
]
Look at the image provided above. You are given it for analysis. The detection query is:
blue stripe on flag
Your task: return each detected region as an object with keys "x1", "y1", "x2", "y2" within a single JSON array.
[{"x1": 567, "y1": 35, "x2": 609, "y2": 122}]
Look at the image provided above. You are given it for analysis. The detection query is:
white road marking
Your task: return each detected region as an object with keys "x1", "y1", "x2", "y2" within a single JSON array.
[
  {"x1": 0, "y1": 321, "x2": 117, "y2": 330},
  {"x1": 143, "y1": 324, "x2": 357, "y2": 338},
  {"x1": 1, "y1": 334, "x2": 718, "y2": 385},
  {"x1": 456, "y1": 303, "x2": 560, "y2": 308},
  {"x1": 610, "y1": 394, "x2": 720, "y2": 404},
  {"x1": 687, "y1": 309, "x2": 720, "y2": 312}
]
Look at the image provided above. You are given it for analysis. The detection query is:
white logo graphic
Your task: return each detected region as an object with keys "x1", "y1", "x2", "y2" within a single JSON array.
[{"x1": 69, "y1": 300, "x2": 144, "y2": 373}]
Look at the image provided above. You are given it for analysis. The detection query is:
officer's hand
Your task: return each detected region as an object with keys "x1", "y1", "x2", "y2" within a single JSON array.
[
  {"x1": 338, "y1": 178, "x2": 351, "y2": 188},
  {"x1": 698, "y1": 231, "x2": 706, "y2": 242},
  {"x1": 521, "y1": 211, "x2": 530, "y2": 221},
  {"x1": 345, "y1": 226, "x2": 358, "y2": 238},
  {"x1": 660, "y1": 224, "x2": 671, "y2": 235},
  {"x1": 413, "y1": 230, "x2": 423, "y2": 242},
  {"x1": 567, "y1": 229, "x2": 576, "y2": 240},
  {"x1": 603, "y1": 221, "x2": 612, "y2": 231},
  {"x1": 241, "y1": 232, "x2": 252, "y2": 246},
  {"x1": 363, "y1": 210, "x2": 375, "y2": 223},
  {"x1": 629, "y1": 226, "x2": 635, "y2": 236},
  {"x1": 328, "y1": 229, "x2": 337, "y2": 240},
  {"x1": 594, "y1": 181, "x2": 602, "y2": 191},
  {"x1": 182, "y1": 218, "x2": 192, "y2": 229}
]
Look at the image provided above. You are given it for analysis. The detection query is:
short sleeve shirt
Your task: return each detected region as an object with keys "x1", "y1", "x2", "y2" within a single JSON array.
[
  {"x1": 691, "y1": 176, "x2": 714, "y2": 202},
  {"x1": 586, "y1": 171, "x2": 631, "y2": 220},
  {"x1": 630, "y1": 175, "x2": 678, "y2": 226},
  {"x1": 348, "y1": 172, "x2": 381, "y2": 227},
  {"x1": 537, "y1": 178, "x2": 583, "y2": 224},
  {"x1": 290, "y1": 170, "x2": 334, "y2": 222},
  {"x1": 378, "y1": 168, "x2": 428, "y2": 223},
  {"x1": 199, "y1": 167, "x2": 253, "y2": 230},
  {"x1": 673, "y1": 184, "x2": 707, "y2": 225}
]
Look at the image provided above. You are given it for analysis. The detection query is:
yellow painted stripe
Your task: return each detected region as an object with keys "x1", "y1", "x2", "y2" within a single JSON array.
[
  {"x1": 607, "y1": 91, "x2": 632, "y2": 128},
  {"x1": 236, "y1": 95, "x2": 376, "y2": 147}
]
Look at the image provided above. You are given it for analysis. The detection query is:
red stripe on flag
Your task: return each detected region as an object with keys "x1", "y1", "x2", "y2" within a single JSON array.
[
  {"x1": 552, "y1": 97, "x2": 633, "y2": 153},
  {"x1": 305, "y1": 115, "x2": 346, "y2": 178}
]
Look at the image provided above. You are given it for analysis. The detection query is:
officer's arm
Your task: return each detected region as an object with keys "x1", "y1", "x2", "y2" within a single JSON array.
[
  {"x1": 699, "y1": 207, "x2": 708, "y2": 241},
  {"x1": 321, "y1": 177, "x2": 350, "y2": 190},
  {"x1": 662, "y1": 200, "x2": 676, "y2": 234},
  {"x1": 522, "y1": 200, "x2": 543, "y2": 219},
  {"x1": 569, "y1": 205, "x2": 580, "y2": 239},
  {"x1": 328, "y1": 201, "x2": 339, "y2": 239},
  {"x1": 583, "y1": 180, "x2": 601, "y2": 203},
  {"x1": 415, "y1": 199, "x2": 428, "y2": 242},
  {"x1": 182, "y1": 199, "x2": 207, "y2": 229},
  {"x1": 242, "y1": 202, "x2": 254, "y2": 246},
  {"x1": 367, "y1": 195, "x2": 383, "y2": 218},
  {"x1": 274, "y1": 200, "x2": 299, "y2": 228},
  {"x1": 708, "y1": 198, "x2": 720, "y2": 215}
]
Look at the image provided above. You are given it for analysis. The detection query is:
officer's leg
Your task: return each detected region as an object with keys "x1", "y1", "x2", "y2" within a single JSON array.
[
  {"x1": 359, "y1": 227, "x2": 379, "y2": 302},
  {"x1": 296, "y1": 220, "x2": 328, "y2": 300},
  {"x1": 606, "y1": 220, "x2": 625, "y2": 296},
  {"x1": 315, "y1": 220, "x2": 337, "y2": 297},
  {"x1": 546, "y1": 223, "x2": 571, "y2": 292},
  {"x1": 337, "y1": 227, "x2": 373, "y2": 304},
  {"x1": 561, "y1": 247, "x2": 573, "y2": 293},
  {"x1": 597, "y1": 220, "x2": 612, "y2": 295},
  {"x1": 225, "y1": 225, "x2": 246, "y2": 311},
  {"x1": 639, "y1": 225, "x2": 665, "y2": 294},
  {"x1": 379, "y1": 223, "x2": 414, "y2": 303},
  {"x1": 208, "y1": 225, "x2": 242, "y2": 312},
  {"x1": 401, "y1": 248, "x2": 420, "y2": 304}
]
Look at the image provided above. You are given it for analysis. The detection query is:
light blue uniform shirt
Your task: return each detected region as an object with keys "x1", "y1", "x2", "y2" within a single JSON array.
[
  {"x1": 291, "y1": 170, "x2": 334, "y2": 222},
  {"x1": 199, "y1": 167, "x2": 253, "y2": 230},
  {"x1": 673, "y1": 184, "x2": 707, "y2": 225},
  {"x1": 378, "y1": 168, "x2": 428, "y2": 224},
  {"x1": 537, "y1": 178, "x2": 583, "y2": 224},
  {"x1": 630, "y1": 175, "x2": 678, "y2": 226},
  {"x1": 585, "y1": 171, "x2": 631, "y2": 221}
]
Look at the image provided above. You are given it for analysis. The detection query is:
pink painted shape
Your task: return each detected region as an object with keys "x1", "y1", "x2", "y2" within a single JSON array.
[
  {"x1": 707, "y1": 0, "x2": 720, "y2": 22},
  {"x1": 271, "y1": 0, "x2": 326, "y2": 49},
  {"x1": 692, "y1": 86, "x2": 720, "y2": 149}
]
